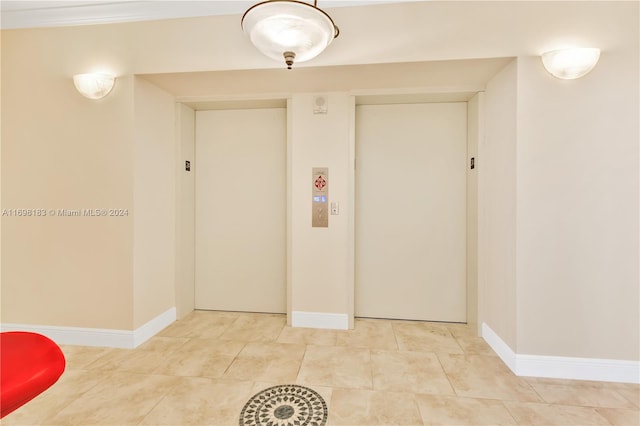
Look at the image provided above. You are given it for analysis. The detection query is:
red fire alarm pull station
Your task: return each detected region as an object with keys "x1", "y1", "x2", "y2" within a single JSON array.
[{"x1": 312, "y1": 167, "x2": 328, "y2": 228}]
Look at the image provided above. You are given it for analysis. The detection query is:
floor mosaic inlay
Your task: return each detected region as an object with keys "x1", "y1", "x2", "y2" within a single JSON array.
[{"x1": 239, "y1": 384, "x2": 328, "y2": 426}]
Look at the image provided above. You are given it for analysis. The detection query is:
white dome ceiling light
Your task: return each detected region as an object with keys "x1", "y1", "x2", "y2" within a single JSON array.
[{"x1": 241, "y1": 0, "x2": 339, "y2": 69}]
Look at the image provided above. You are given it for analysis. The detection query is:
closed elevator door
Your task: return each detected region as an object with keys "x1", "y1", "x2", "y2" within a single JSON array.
[
  {"x1": 355, "y1": 102, "x2": 467, "y2": 322},
  {"x1": 195, "y1": 108, "x2": 286, "y2": 313}
]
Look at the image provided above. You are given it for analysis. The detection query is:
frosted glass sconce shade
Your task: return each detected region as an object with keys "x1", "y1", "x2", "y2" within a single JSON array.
[
  {"x1": 242, "y1": 0, "x2": 339, "y2": 69},
  {"x1": 541, "y1": 48, "x2": 600, "y2": 80},
  {"x1": 73, "y1": 73, "x2": 116, "y2": 99}
]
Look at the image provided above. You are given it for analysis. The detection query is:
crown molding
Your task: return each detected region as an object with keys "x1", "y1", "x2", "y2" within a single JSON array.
[
  {"x1": 0, "y1": 0, "x2": 401, "y2": 30},
  {"x1": 0, "y1": 1, "x2": 251, "y2": 29}
]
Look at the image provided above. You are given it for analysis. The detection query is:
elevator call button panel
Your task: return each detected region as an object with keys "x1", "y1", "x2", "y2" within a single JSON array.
[{"x1": 312, "y1": 167, "x2": 329, "y2": 228}]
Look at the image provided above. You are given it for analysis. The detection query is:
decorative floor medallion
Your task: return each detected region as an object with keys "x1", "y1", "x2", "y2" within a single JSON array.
[{"x1": 239, "y1": 384, "x2": 327, "y2": 426}]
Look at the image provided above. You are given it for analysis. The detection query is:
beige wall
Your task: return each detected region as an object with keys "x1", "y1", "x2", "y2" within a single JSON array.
[
  {"x1": 1, "y1": 2, "x2": 637, "y2": 362},
  {"x1": 0, "y1": 30, "x2": 3, "y2": 315},
  {"x1": 289, "y1": 93, "x2": 352, "y2": 317},
  {"x1": 133, "y1": 77, "x2": 176, "y2": 328},
  {"x1": 1, "y1": 34, "x2": 135, "y2": 328},
  {"x1": 515, "y1": 49, "x2": 639, "y2": 360},
  {"x1": 478, "y1": 60, "x2": 518, "y2": 349},
  {"x1": 175, "y1": 104, "x2": 195, "y2": 320},
  {"x1": 0, "y1": 32, "x2": 178, "y2": 331},
  {"x1": 466, "y1": 93, "x2": 482, "y2": 331},
  {"x1": 479, "y1": 30, "x2": 639, "y2": 361}
]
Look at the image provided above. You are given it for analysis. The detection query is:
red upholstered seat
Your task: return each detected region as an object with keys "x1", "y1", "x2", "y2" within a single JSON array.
[{"x1": 0, "y1": 332, "x2": 66, "y2": 418}]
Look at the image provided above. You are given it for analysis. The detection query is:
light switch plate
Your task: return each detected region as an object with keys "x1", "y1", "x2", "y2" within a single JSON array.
[{"x1": 331, "y1": 201, "x2": 339, "y2": 215}]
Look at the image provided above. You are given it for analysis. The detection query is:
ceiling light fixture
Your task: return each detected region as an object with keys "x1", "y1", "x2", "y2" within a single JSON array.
[
  {"x1": 73, "y1": 73, "x2": 116, "y2": 99},
  {"x1": 241, "y1": 0, "x2": 339, "y2": 69},
  {"x1": 541, "y1": 48, "x2": 601, "y2": 80}
]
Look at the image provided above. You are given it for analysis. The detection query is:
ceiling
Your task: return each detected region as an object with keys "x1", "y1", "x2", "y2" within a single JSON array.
[{"x1": 0, "y1": 0, "x2": 413, "y2": 29}]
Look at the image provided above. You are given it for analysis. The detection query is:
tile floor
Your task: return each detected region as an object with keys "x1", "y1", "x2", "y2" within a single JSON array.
[{"x1": 3, "y1": 311, "x2": 639, "y2": 425}]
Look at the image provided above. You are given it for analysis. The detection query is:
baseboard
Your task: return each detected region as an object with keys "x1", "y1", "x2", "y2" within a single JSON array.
[
  {"x1": 1, "y1": 307, "x2": 176, "y2": 349},
  {"x1": 481, "y1": 322, "x2": 517, "y2": 371},
  {"x1": 291, "y1": 311, "x2": 349, "y2": 330},
  {"x1": 132, "y1": 307, "x2": 177, "y2": 347},
  {"x1": 482, "y1": 322, "x2": 640, "y2": 384}
]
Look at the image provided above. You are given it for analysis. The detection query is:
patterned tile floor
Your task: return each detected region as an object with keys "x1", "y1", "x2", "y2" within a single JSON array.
[{"x1": 3, "y1": 311, "x2": 639, "y2": 425}]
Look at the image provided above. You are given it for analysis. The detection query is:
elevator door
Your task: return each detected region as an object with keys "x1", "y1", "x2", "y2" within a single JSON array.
[
  {"x1": 195, "y1": 108, "x2": 286, "y2": 313},
  {"x1": 355, "y1": 102, "x2": 467, "y2": 322}
]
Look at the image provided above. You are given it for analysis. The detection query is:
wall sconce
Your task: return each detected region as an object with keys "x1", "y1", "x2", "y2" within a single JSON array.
[
  {"x1": 73, "y1": 73, "x2": 116, "y2": 99},
  {"x1": 541, "y1": 48, "x2": 600, "y2": 80}
]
